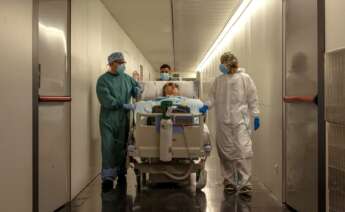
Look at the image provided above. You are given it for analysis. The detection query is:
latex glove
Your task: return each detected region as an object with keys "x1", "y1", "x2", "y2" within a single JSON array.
[
  {"x1": 254, "y1": 116, "x2": 260, "y2": 130},
  {"x1": 123, "y1": 104, "x2": 136, "y2": 111},
  {"x1": 199, "y1": 105, "x2": 209, "y2": 114}
]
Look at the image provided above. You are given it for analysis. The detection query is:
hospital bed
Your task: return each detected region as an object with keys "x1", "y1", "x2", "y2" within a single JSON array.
[{"x1": 127, "y1": 80, "x2": 212, "y2": 191}]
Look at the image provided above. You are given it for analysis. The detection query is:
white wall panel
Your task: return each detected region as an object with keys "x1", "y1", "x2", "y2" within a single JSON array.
[
  {"x1": 326, "y1": 0, "x2": 345, "y2": 52},
  {"x1": 200, "y1": 0, "x2": 283, "y2": 200},
  {"x1": 71, "y1": 0, "x2": 156, "y2": 198},
  {"x1": 325, "y1": 1, "x2": 345, "y2": 208},
  {"x1": 0, "y1": 1, "x2": 33, "y2": 211}
]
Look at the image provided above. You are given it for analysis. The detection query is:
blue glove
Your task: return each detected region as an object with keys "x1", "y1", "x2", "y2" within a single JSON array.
[
  {"x1": 199, "y1": 105, "x2": 209, "y2": 114},
  {"x1": 254, "y1": 116, "x2": 260, "y2": 130},
  {"x1": 123, "y1": 104, "x2": 136, "y2": 111}
]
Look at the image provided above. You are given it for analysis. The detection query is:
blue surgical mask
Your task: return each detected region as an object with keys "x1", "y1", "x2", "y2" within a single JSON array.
[
  {"x1": 160, "y1": 73, "x2": 170, "y2": 81},
  {"x1": 219, "y1": 64, "x2": 229, "y2": 74},
  {"x1": 117, "y1": 64, "x2": 126, "y2": 74}
]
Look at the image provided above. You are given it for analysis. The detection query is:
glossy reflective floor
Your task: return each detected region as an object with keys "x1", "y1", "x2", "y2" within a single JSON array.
[{"x1": 62, "y1": 154, "x2": 291, "y2": 212}]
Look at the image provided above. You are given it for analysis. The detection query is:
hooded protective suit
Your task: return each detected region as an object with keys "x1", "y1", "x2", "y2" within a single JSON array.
[
  {"x1": 97, "y1": 71, "x2": 139, "y2": 181},
  {"x1": 205, "y1": 68, "x2": 259, "y2": 187}
]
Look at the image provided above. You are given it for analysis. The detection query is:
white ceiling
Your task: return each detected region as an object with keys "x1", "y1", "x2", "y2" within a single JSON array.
[
  {"x1": 173, "y1": 0, "x2": 241, "y2": 72},
  {"x1": 102, "y1": 0, "x2": 241, "y2": 72}
]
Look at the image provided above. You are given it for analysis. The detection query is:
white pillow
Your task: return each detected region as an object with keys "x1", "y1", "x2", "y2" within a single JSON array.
[
  {"x1": 176, "y1": 81, "x2": 197, "y2": 98},
  {"x1": 139, "y1": 81, "x2": 158, "y2": 100}
]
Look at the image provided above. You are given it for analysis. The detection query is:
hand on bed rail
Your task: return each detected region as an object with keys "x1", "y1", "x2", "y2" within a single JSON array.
[
  {"x1": 123, "y1": 103, "x2": 136, "y2": 111},
  {"x1": 199, "y1": 105, "x2": 209, "y2": 114}
]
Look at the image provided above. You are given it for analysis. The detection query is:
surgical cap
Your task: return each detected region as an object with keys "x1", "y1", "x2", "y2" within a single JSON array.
[
  {"x1": 220, "y1": 52, "x2": 238, "y2": 68},
  {"x1": 108, "y1": 52, "x2": 125, "y2": 64}
]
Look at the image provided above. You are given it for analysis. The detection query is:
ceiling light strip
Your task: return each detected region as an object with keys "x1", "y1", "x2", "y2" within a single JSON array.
[
  {"x1": 171, "y1": 0, "x2": 176, "y2": 70},
  {"x1": 196, "y1": 0, "x2": 254, "y2": 72}
]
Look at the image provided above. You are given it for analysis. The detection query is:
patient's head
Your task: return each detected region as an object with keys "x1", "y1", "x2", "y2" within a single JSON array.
[{"x1": 162, "y1": 82, "x2": 180, "y2": 96}]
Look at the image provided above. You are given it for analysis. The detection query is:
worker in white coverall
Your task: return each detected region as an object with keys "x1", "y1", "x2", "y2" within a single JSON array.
[{"x1": 199, "y1": 52, "x2": 260, "y2": 194}]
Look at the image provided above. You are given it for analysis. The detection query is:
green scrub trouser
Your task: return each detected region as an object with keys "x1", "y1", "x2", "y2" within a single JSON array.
[{"x1": 101, "y1": 123, "x2": 129, "y2": 181}]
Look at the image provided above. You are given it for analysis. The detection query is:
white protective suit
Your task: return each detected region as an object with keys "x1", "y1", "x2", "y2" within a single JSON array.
[{"x1": 206, "y1": 68, "x2": 259, "y2": 187}]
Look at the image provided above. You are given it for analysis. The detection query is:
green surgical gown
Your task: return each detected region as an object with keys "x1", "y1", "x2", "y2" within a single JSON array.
[{"x1": 96, "y1": 71, "x2": 138, "y2": 179}]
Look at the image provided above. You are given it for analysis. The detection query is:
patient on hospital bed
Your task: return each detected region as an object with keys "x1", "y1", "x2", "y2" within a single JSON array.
[
  {"x1": 135, "y1": 82, "x2": 204, "y2": 115},
  {"x1": 132, "y1": 81, "x2": 211, "y2": 146}
]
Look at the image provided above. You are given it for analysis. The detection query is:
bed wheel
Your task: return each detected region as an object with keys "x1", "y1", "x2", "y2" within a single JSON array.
[
  {"x1": 136, "y1": 170, "x2": 147, "y2": 192},
  {"x1": 196, "y1": 169, "x2": 207, "y2": 190},
  {"x1": 135, "y1": 169, "x2": 142, "y2": 191},
  {"x1": 142, "y1": 173, "x2": 147, "y2": 186},
  {"x1": 136, "y1": 176, "x2": 140, "y2": 191}
]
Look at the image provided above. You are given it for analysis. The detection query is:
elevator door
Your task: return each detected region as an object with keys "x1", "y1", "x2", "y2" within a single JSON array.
[
  {"x1": 284, "y1": 0, "x2": 318, "y2": 211},
  {"x1": 38, "y1": 0, "x2": 71, "y2": 211}
]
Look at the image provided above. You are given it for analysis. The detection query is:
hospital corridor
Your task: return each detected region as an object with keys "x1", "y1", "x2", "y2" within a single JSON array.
[{"x1": 1, "y1": 0, "x2": 345, "y2": 211}]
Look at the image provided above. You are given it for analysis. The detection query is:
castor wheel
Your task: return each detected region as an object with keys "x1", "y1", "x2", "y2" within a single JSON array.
[
  {"x1": 196, "y1": 169, "x2": 207, "y2": 190},
  {"x1": 136, "y1": 170, "x2": 147, "y2": 192}
]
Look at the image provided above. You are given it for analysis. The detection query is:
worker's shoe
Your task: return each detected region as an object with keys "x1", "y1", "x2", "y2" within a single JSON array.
[
  {"x1": 239, "y1": 185, "x2": 253, "y2": 199},
  {"x1": 102, "y1": 180, "x2": 114, "y2": 193},
  {"x1": 240, "y1": 185, "x2": 252, "y2": 193},
  {"x1": 224, "y1": 184, "x2": 237, "y2": 193}
]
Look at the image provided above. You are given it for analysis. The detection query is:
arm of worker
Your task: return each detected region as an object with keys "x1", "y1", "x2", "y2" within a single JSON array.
[
  {"x1": 130, "y1": 77, "x2": 142, "y2": 98},
  {"x1": 246, "y1": 76, "x2": 260, "y2": 117},
  {"x1": 246, "y1": 76, "x2": 260, "y2": 130},
  {"x1": 96, "y1": 78, "x2": 123, "y2": 110},
  {"x1": 200, "y1": 80, "x2": 216, "y2": 113},
  {"x1": 206, "y1": 80, "x2": 216, "y2": 108}
]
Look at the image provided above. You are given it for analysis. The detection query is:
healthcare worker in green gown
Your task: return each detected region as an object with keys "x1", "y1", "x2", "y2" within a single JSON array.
[{"x1": 96, "y1": 52, "x2": 140, "y2": 191}]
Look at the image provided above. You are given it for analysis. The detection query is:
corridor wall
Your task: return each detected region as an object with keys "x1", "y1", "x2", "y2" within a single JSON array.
[
  {"x1": 0, "y1": 1, "x2": 33, "y2": 211},
  {"x1": 325, "y1": 0, "x2": 345, "y2": 211}
]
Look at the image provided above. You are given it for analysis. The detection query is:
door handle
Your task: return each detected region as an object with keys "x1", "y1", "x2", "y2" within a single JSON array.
[
  {"x1": 39, "y1": 96, "x2": 72, "y2": 102},
  {"x1": 283, "y1": 96, "x2": 317, "y2": 104}
]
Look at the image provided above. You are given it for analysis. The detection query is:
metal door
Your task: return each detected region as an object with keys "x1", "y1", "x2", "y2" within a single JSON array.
[
  {"x1": 38, "y1": 0, "x2": 71, "y2": 211},
  {"x1": 284, "y1": 0, "x2": 318, "y2": 211}
]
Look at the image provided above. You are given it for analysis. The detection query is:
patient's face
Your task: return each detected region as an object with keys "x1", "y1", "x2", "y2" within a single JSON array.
[
  {"x1": 172, "y1": 87, "x2": 179, "y2": 96},
  {"x1": 164, "y1": 85, "x2": 179, "y2": 96},
  {"x1": 164, "y1": 85, "x2": 174, "y2": 96}
]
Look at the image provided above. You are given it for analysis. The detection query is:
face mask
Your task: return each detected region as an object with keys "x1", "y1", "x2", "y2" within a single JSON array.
[
  {"x1": 160, "y1": 73, "x2": 170, "y2": 80},
  {"x1": 219, "y1": 64, "x2": 229, "y2": 74},
  {"x1": 117, "y1": 64, "x2": 126, "y2": 74}
]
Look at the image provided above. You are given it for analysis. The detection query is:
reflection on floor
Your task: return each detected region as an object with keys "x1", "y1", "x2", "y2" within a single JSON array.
[{"x1": 62, "y1": 154, "x2": 291, "y2": 212}]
